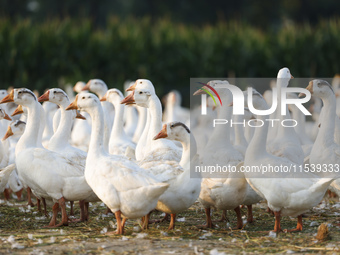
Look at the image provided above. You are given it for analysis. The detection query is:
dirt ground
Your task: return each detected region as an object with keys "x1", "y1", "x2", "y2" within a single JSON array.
[{"x1": 0, "y1": 195, "x2": 340, "y2": 254}]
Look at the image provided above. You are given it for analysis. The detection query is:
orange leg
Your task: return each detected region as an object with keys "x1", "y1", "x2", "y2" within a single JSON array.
[
  {"x1": 115, "y1": 210, "x2": 123, "y2": 234},
  {"x1": 284, "y1": 215, "x2": 303, "y2": 232},
  {"x1": 80, "y1": 200, "x2": 85, "y2": 222},
  {"x1": 234, "y1": 206, "x2": 243, "y2": 229},
  {"x1": 168, "y1": 213, "x2": 176, "y2": 230},
  {"x1": 42, "y1": 198, "x2": 48, "y2": 217},
  {"x1": 37, "y1": 198, "x2": 41, "y2": 212},
  {"x1": 142, "y1": 212, "x2": 151, "y2": 230},
  {"x1": 84, "y1": 202, "x2": 89, "y2": 221},
  {"x1": 55, "y1": 197, "x2": 68, "y2": 227},
  {"x1": 27, "y1": 187, "x2": 35, "y2": 207},
  {"x1": 273, "y1": 211, "x2": 282, "y2": 234},
  {"x1": 44, "y1": 203, "x2": 59, "y2": 227},
  {"x1": 69, "y1": 201, "x2": 74, "y2": 216},
  {"x1": 3, "y1": 188, "x2": 10, "y2": 200},
  {"x1": 15, "y1": 188, "x2": 23, "y2": 201},
  {"x1": 247, "y1": 205, "x2": 254, "y2": 223},
  {"x1": 121, "y1": 217, "x2": 127, "y2": 234},
  {"x1": 197, "y1": 208, "x2": 214, "y2": 229}
]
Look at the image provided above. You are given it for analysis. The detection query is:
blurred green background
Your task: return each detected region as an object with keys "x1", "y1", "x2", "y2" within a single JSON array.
[{"x1": 1, "y1": 0, "x2": 340, "y2": 98}]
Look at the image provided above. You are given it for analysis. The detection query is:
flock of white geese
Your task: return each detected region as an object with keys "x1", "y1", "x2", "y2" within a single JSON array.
[{"x1": 0, "y1": 67, "x2": 340, "y2": 235}]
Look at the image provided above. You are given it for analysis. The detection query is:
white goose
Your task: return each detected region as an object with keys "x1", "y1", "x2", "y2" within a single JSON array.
[
  {"x1": 193, "y1": 80, "x2": 247, "y2": 229},
  {"x1": 244, "y1": 89, "x2": 338, "y2": 233},
  {"x1": 66, "y1": 93, "x2": 169, "y2": 234},
  {"x1": 306, "y1": 80, "x2": 340, "y2": 200},
  {"x1": 101, "y1": 89, "x2": 136, "y2": 156},
  {"x1": 38, "y1": 89, "x2": 88, "y2": 165},
  {"x1": 123, "y1": 79, "x2": 181, "y2": 162},
  {"x1": 0, "y1": 89, "x2": 95, "y2": 227},
  {"x1": 267, "y1": 68, "x2": 304, "y2": 165},
  {"x1": 38, "y1": 88, "x2": 100, "y2": 221},
  {"x1": 82, "y1": 79, "x2": 114, "y2": 151},
  {"x1": 153, "y1": 122, "x2": 201, "y2": 229},
  {"x1": 2, "y1": 120, "x2": 26, "y2": 201}
]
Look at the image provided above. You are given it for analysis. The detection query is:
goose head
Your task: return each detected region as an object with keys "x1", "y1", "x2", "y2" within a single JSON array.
[
  {"x1": 126, "y1": 79, "x2": 156, "y2": 94},
  {"x1": 0, "y1": 108, "x2": 11, "y2": 121},
  {"x1": 83, "y1": 79, "x2": 108, "y2": 97},
  {"x1": 244, "y1": 88, "x2": 268, "y2": 110},
  {"x1": 153, "y1": 122, "x2": 190, "y2": 142},
  {"x1": 66, "y1": 93, "x2": 101, "y2": 113},
  {"x1": 101, "y1": 88, "x2": 124, "y2": 107},
  {"x1": 277, "y1": 67, "x2": 294, "y2": 88},
  {"x1": 122, "y1": 81, "x2": 155, "y2": 108},
  {"x1": 73, "y1": 81, "x2": 86, "y2": 93},
  {"x1": 304, "y1": 79, "x2": 334, "y2": 100},
  {"x1": 2, "y1": 120, "x2": 26, "y2": 141},
  {"x1": 38, "y1": 88, "x2": 69, "y2": 105},
  {"x1": 0, "y1": 89, "x2": 37, "y2": 107}
]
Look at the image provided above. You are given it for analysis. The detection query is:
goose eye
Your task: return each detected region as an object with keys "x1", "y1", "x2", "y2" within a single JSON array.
[
  {"x1": 82, "y1": 96, "x2": 85, "y2": 99},
  {"x1": 170, "y1": 125, "x2": 174, "y2": 128},
  {"x1": 139, "y1": 91, "x2": 143, "y2": 94},
  {"x1": 18, "y1": 91, "x2": 22, "y2": 94},
  {"x1": 54, "y1": 91, "x2": 56, "y2": 94}
]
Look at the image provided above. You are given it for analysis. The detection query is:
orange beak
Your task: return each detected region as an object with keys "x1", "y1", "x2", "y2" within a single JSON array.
[
  {"x1": 299, "y1": 81, "x2": 313, "y2": 97},
  {"x1": 76, "y1": 110, "x2": 86, "y2": 120},
  {"x1": 66, "y1": 95, "x2": 78, "y2": 110},
  {"x1": 2, "y1": 126, "x2": 13, "y2": 141},
  {"x1": 291, "y1": 75, "x2": 294, "y2": 79},
  {"x1": 3, "y1": 111, "x2": 11, "y2": 121},
  {"x1": 100, "y1": 94, "x2": 107, "y2": 102},
  {"x1": 0, "y1": 90, "x2": 14, "y2": 104},
  {"x1": 126, "y1": 82, "x2": 137, "y2": 92},
  {"x1": 121, "y1": 91, "x2": 135, "y2": 105},
  {"x1": 82, "y1": 81, "x2": 91, "y2": 91},
  {"x1": 153, "y1": 124, "x2": 168, "y2": 140},
  {"x1": 12, "y1": 105, "x2": 24, "y2": 116},
  {"x1": 38, "y1": 91, "x2": 50, "y2": 102}
]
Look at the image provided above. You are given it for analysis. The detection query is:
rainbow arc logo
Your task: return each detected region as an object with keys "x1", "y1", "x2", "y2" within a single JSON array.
[{"x1": 197, "y1": 82, "x2": 222, "y2": 106}]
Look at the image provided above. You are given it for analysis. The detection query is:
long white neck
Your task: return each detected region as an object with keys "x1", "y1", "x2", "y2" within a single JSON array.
[
  {"x1": 110, "y1": 101, "x2": 128, "y2": 140},
  {"x1": 16, "y1": 101, "x2": 44, "y2": 157},
  {"x1": 179, "y1": 133, "x2": 197, "y2": 169},
  {"x1": 314, "y1": 93, "x2": 336, "y2": 148},
  {"x1": 49, "y1": 100, "x2": 73, "y2": 149},
  {"x1": 133, "y1": 106, "x2": 147, "y2": 143},
  {"x1": 246, "y1": 101, "x2": 270, "y2": 160},
  {"x1": 148, "y1": 95, "x2": 163, "y2": 140},
  {"x1": 233, "y1": 115, "x2": 248, "y2": 148},
  {"x1": 276, "y1": 80, "x2": 299, "y2": 140},
  {"x1": 87, "y1": 104, "x2": 106, "y2": 157},
  {"x1": 208, "y1": 105, "x2": 232, "y2": 147}
]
